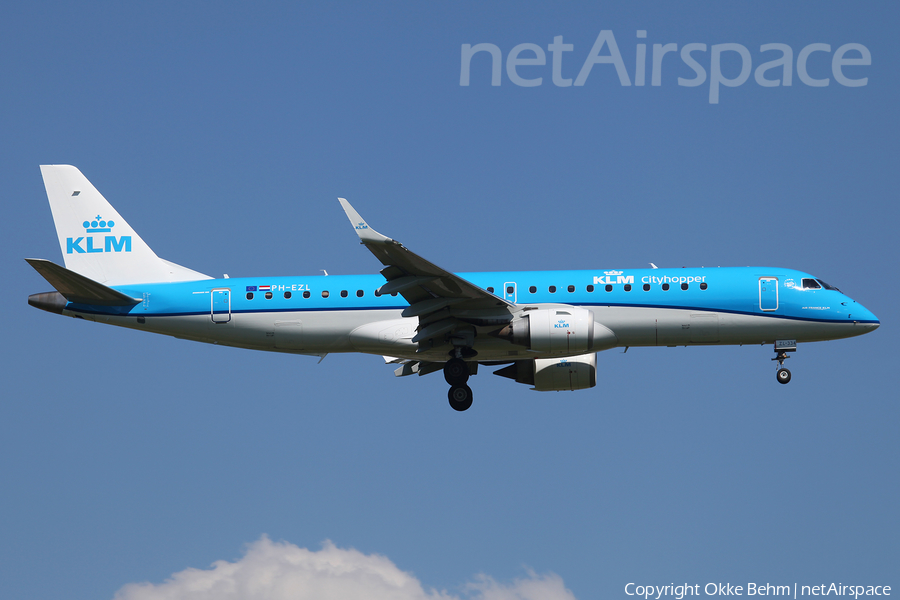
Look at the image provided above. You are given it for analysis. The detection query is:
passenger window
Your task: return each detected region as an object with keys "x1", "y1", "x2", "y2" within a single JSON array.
[
  {"x1": 375, "y1": 289, "x2": 382, "y2": 297},
  {"x1": 681, "y1": 283, "x2": 688, "y2": 290},
  {"x1": 303, "y1": 291, "x2": 310, "y2": 299},
  {"x1": 246, "y1": 292, "x2": 254, "y2": 300},
  {"x1": 487, "y1": 287, "x2": 494, "y2": 294},
  {"x1": 340, "y1": 290, "x2": 348, "y2": 298},
  {"x1": 322, "y1": 290, "x2": 330, "y2": 298},
  {"x1": 529, "y1": 286, "x2": 536, "y2": 293},
  {"x1": 643, "y1": 284, "x2": 650, "y2": 291},
  {"x1": 605, "y1": 284, "x2": 613, "y2": 292},
  {"x1": 586, "y1": 285, "x2": 594, "y2": 292},
  {"x1": 802, "y1": 278, "x2": 821, "y2": 289},
  {"x1": 507, "y1": 286, "x2": 515, "y2": 294},
  {"x1": 567, "y1": 285, "x2": 575, "y2": 293},
  {"x1": 265, "y1": 291, "x2": 273, "y2": 299},
  {"x1": 549, "y1": 286, "x2": 556, "y2": 293},
  {"x1": 356, "y1": 290, "x2": 364, "y2": 297},
  {"x1": 284, "y1": 291, "x2": 292, "y2": 299},
  {"x1": 662, "y1": 283, "x2": 670, "y2": 291},
  {"x1": 700, "y1": 282, "x2": 708, "y2": 290},
  {"x1": 624, "y1": 284, "x2": 632, "y2": 292}
]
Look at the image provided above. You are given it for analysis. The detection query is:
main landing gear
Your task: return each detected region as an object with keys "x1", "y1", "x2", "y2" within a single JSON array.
[
  {"x1": 444, "y1": 354, "x2": 474, "y2": 411},
  {"x1": 771, "y1": 340, "x2": 796, "y2": 385},
  {"x1": 448, "y1": 383, "x2": 473, "y2": 411}
]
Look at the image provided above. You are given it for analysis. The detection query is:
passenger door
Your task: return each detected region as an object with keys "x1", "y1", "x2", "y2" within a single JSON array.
[
  {"x1": 211, "y1": 288, "x2": 231, "y2": 323},
  {"x1": 759, "y1": 277, "x2": 778, "y2": 312}
]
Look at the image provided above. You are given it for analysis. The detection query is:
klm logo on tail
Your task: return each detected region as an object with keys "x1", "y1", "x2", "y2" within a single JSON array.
[{"x1": 66, "y1": 215, "x2": 132, "y2": 254}]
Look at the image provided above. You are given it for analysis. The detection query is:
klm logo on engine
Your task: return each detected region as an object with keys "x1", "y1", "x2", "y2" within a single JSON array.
[
  {"x1": 594, "y1": 270, "x2": 633, "y2": 285},
  {"x1": 554, "y1": 319, "x2": 570, "y2": 329},
  {"x1": 66, "y1": 216, "x2": 132, "y2": 254}
]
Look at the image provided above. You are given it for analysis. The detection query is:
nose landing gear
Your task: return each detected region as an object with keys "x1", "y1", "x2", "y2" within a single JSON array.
[
  {"x1": 772, "y1": 340, "x2": 796, "y2": 385},
  {"x1": 776, "y1": 366, "x2": 792, "y2": 384}
]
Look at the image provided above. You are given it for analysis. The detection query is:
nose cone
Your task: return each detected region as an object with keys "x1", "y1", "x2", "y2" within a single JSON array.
[{"x1": 849, "y1": 300, "x2": 879, "y2": 332}]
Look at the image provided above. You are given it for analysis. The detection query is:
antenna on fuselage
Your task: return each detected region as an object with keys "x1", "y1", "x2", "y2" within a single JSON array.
[
  {"x1": 649, "y1": 263, "x2": 658, "y2": 269},
  {"x1": 321, "y1": 270, "x2": 329, "y2": 276}
]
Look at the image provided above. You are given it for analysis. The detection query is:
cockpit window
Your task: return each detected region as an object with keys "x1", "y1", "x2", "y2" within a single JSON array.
[
  {"x1": 816, "y1": 279, "x2": 841, "y2": 292},
  {"x1": 801, "y1": 278, "x2": 821, "y2": 289}
]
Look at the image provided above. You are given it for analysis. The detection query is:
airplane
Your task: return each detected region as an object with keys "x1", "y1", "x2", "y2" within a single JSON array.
[{"x1": 27, "y1": 165, "x2": 880, "y2": 411}]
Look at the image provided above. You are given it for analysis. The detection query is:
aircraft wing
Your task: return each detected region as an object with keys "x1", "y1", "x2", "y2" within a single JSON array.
[{"x1": 339, "y1": 198, "x2": 514, "y2": 353}]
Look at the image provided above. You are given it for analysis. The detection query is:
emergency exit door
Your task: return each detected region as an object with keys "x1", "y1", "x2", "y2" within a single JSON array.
[{"x1": 503, "y1": 282, "x2": 517, "y2": 303}]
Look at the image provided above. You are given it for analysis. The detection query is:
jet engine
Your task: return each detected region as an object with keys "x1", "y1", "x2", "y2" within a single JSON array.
[
  {"x1": 498, "y1": 307, "x2": 617, "y2": 355},
  {"x1": 494, "y1": 352, "x2": 597, "y2": 391}
]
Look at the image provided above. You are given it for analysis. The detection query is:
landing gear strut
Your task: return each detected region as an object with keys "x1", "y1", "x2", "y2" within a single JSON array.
[{"x1": 772, "y1": 340, "x2": 796, "y2": 385}]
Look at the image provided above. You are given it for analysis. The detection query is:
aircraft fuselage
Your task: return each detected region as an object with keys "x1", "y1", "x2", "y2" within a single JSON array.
[{"x1": 34, "y1": 267, "x2": 879, "y2": 362}]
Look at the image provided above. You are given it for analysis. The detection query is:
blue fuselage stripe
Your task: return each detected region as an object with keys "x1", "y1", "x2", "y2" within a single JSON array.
[{"x1": 63, "y1": 267, "x2": 879, "y2": 325}]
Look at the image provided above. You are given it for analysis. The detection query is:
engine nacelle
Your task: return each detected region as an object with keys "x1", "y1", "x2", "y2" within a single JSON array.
[
  {"x1": 500, "y1": 307, "x2": 617, "y2": 355},
  {"x1": 534, "y1": 353, "x2": 597, "y2": 391},
  {"x1": 494, "y1": 352, "x2": 597, "y2": 391}
]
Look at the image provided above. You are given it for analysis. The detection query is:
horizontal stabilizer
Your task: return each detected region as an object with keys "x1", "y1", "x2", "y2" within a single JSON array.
[{"x1": 26, "y1": 258, "x2": 140, "y2": 306}]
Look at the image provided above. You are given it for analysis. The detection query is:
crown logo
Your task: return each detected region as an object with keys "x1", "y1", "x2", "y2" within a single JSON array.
[
  {"x1": 603, "y1": 270, "x2": 623, "y2": 276},
  {"x1": 83, "y1": 215, "x2": 115, "y2": 233}
]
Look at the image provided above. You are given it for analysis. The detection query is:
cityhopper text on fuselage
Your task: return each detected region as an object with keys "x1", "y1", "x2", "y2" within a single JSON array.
[{"x1": 27, "y1": 166, "x2": 880, "y2": 411}]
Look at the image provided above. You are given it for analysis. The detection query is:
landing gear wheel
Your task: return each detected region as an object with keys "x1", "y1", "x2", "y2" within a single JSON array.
[
  {"x1": 776, "y1": 368, "x2": 792, "y2": 384},
  {"x1": 448, "y1": 384, "x2": 473, "y2": 411},
  {"x1": 443, "y1": 358, "x2": 469, "y2": 385}
]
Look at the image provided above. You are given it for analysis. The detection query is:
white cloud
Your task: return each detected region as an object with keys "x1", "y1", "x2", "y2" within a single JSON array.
[
  {"x1": 113, "y1": 536, "x2": 576, "y2": 600},
  {"x1": 466, "y1": 571, "x2": 577, "y2": 600}
]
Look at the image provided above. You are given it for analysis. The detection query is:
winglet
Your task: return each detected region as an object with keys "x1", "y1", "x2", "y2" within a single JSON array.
[{"x1": 338, "y1": 198, "x2": 393, "y2": 244}]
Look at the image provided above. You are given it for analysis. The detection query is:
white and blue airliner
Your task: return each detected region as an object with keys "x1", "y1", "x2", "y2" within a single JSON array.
[{"x1": 28, "y1": 165, "x2": 880, "y2": 411}]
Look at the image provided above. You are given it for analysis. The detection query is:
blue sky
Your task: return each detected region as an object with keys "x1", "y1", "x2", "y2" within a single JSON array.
[{"x1": 1, "y1": 2, "x2": 897, "y2": 599}]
